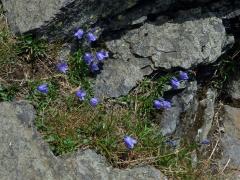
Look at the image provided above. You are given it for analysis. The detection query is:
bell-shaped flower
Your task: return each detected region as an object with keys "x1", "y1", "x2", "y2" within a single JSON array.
[
  {"x1": 74, "y1": 29, "x2": 84, "y2": 39},
  {"x1": 90, "y1": 97, "x2": 99, "y2": 107},
  {"x1": 37, "y1": 84, "x2": 48, "y2": 94},
  {"x1": 84, "y1": 53, "x2": 94, "y2": 65},
  {"x1": 56, "y1": 62, "x2": 68, "y2": 74},
  {"x1": 153, "y1": 98, "x2": 172, "y2": 110},
  {"x1": 179, "y1": 71, "x2": 189, "y2": 81},
  {"x1": 124, "y1": 136, "x2": 137, "y2": 149},
  {"x1": 76, "y1": 89, "x2": 86, "y2": 101},
  {"x1": 87, "y1": 32, "x2": 97, "y2": 42},
  {"x1": 90, "y1": 63, "x2": 99, "y2": 72},
  {"x1": 96, "y1": 50, "x2": 109, "y2": 61},
  {"x1": 170, "y1": 77, "x2": 180, "y2": 89}
]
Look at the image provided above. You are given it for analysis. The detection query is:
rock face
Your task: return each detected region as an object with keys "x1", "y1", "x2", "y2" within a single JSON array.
[
  {"x1": 1, "y1": 0, "x2": 139, "y2": 36},
  {"x1": 1, "y1": 0, "x2": 69, "y2": 34},
  {"x1": 95, "y1": 15, "x2": 233, "y2": 97},
  {"x1": 0, "y1": 101, "x2": 166, "y2": 180},
  {"x1": 228, "y1": 77, "x2": 240, "y2": 103},
  {"x1": 221, "y1": 105, "x2": 240, "y2": 169},
  {"x1": 196, "y1": 89, "x2": 217, "y2": 142},
  {"x1": 2, "y1": 0, "x2": 240, "y2": 38},
  {"x1": 0, "y1": 0, "x2": 222, "y2": 35},
  {"x1": 155, "y1": 81, "x2": 198, "y2": 136}
]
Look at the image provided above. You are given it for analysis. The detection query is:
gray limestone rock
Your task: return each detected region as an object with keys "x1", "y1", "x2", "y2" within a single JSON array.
[
  {"x1": 228, "y1": 77, "x2": 240, "y2": 104},
  {"x1": 1, "y1": 0, "x2": 139, "y2": 37},
  {"x1": 94, "y1": 59, "x2": 144, "y2": 98},
  {"x1": 0, "y1": 0, "x2": 215, "y2": 36},
  {"x1": 94, "y1": 15, "x2": 233, "y2": 98},
  {"x1": 1, "y1": 0, "x2": 70, "y2": 34},
  {"x1": 2, "y1": 0, "x2": 239, "y2": 39},
  {"x1": 0, "y1": 101, "x2": 167, "y2": 180},
  {"x1": 221, "y1": 105, "x2": 240, "y2": 169},
  {"x1": 156, "y1": 81, "x2": 198, "y2": 136},
  {"x1": 196, "y1": 89, "x2": 217, "y2": 142}
]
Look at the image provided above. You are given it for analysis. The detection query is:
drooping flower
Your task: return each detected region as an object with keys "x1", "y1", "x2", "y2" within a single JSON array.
[
  {"x1": 170, "y1": 77, "x2": 180, "y2": 89},
  {"x1": 76, "y1": 89, "x2": 86, "y2": 101},
  {"x1": 179, "y1": 71, "x2": 189, "y2": 81},
  {"x1": 166, "y1": 139, "x2": 177, "y2": 147},
  {"x1": 90, "y1": 97, "x2": 99, "y2": 107},
  {"x1": 201, "y1": 139, "x2": 210, "y2": 145},
  {"x1": 162, "y1": 100, "x2": 172, "y2": 109},
  {"x1": 96, "y1": 50, "x2": 109, "y2": 61},
  {"x1": 37, "y1": 84, "x2": 48, "y2": 94},
  {"x1": 153, "y1": 100, "x2": 162, "y2": 109},
  {"x1": 56, "y1": 62, "x2": 68, "y2": 74},
  {"x1": 84, "y1": 53, "x2": 94, "y2": 65},
  {"x1": 90, "y1": 63, "x2": 99, "y2": 72},
  {"x1": 86, "y1": 32, "x2": 97, "y2": 42},
  {"x1": 153, "y1": 98, "x2": 172, "y2": 110},
  {"x1": 74, "y1": 29, "x2": 84, "y2": 39},
  {"x1": 124, "y1": 136, "x2": 137, "y2": 149}
]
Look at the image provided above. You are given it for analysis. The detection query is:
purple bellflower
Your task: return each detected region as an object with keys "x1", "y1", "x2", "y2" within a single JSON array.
[
  {"x1": 96, "y1": 50, "x2": 109, "y2": 61},
  {"x1": 170, "y1": 77, "x2": 180, "y2": 89},
  {"x1": 124, "y1": 136, "x2": 137, "y2": 150},
  {"x1": 166, "y1": 140, "x2": 177, "y2": 148},
  {"x1": 201, "y1": 139, "x2": 210, "y2": 145},
  {"x1": 74, "y1": 29, "x2": 84, "y2": 39},
  {"x1": 90, "y1": 63, "x2": 99, "y2": 72},
  {"x1": 87, "y1": 32, "x2": 97, "y2": 42},
  {"x1": 153, "y1": 100, "x2": 162, "y2": 109},
  {"x1": 37, "y1": 84, "x2": 48, "y2": 94},
  {"x1": 84, "y1": 53, "x2": 94, "y2": 65},
  {"x1": 76, "y1": 89, "x2": 86, "y2": 101},
  {"x1": 153, "y1": 98, "x2": 172, "y2": 110},
  {"x1": 179, "y1": 71, "x2": 189, "y2": 81},
  {"x1": 90, "y1": 97, "x2": 99, "y2": 107},
  {"x1": 56, "y1": 62, "x2": 68, "y2": 74}
]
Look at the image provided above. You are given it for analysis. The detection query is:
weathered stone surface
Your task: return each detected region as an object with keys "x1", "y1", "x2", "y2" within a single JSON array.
[
  {"x1": 94, "y1": 59, "x2": 145, "y2": 98},
  {"x1": 0, "y1": 0, "x2": 214, "y2": 35},
  {"x1": 221, "y1": 105, "x2": 240, "y2": 169},
  {"x1": 0, "y1": 101, "x2": 167, "y2": 180},
  {"x1": 223, "y1": 105, "x2": 240, "y2": 138},
  {"x1": 2, "y1": 0, "x2": 239, "y2": 38},
  {"x1": 196, "y1": 89, "x2": 217, "y2": 142},
  {"x1": 95, "y1": 14, "x2": 233, "y2": 98},
  {"x1": 1, "y1": 0, "x2": 139, "y2": 36},
  {"x1": 155, "y1": 81, "x2": 198, "y2": 136},
  {"x1": 228, "y1": 77, "x2": 240, "y2": 103},
  {"x1": 1, "y1": 0, "x2": 70, "y2": 34}
]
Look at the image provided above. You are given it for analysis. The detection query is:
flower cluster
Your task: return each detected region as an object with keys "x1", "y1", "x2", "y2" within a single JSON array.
[
  {"x1": 74, "y1": 28, "x2": 109, "y2": 73},
  {"x1": 84, "y1": 50, "x2": 109, "y2": 72},
  {"x1": 153, "y1": 71, "x2": 190, "y2": 110},
  {"x1": 37, "y1": 28, "x2": 109, "y2": 107},
  {"x1": 153, "y1": 98, "x2": 172, "y2": 110},
  {"x1": 76, "y1": 89, "x2": 99, "y2": 107},
  {"x1": 74, "y1": 29, "x2": 97, "y2": 43},
  {"x1": 170, "y1": 71, "x2": 189, "y2": 89},
  {"x1": 36, "y1": 30, "x2": 191, "y2": 151},
  {"x1": 37, "y1": 84, "x2": 99, "y2": 107}
]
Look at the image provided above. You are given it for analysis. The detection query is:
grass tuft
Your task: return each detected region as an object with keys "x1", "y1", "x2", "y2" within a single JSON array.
[{"x1": 16, "y1": 35, "x2": 47, "y2": 62}]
